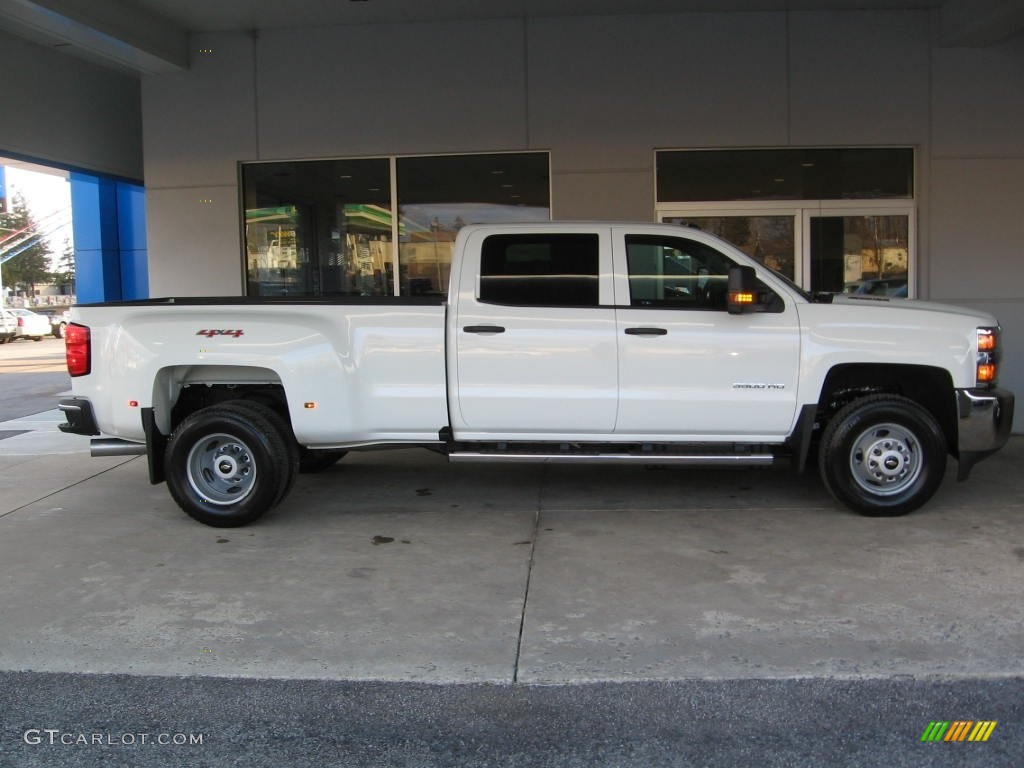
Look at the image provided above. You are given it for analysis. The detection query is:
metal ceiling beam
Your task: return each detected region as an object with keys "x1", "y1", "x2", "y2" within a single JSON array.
[{"x1": 0, "y1": 0, "x2": 188, "y2": 73}]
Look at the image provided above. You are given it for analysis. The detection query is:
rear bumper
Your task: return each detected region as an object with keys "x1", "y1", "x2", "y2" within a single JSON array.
[
  {"x1": 59, "y1": 397, "x2": 149, "y2": 457},
  {"x1": 956, "y1": 387, "x2": 1015, "y2": 480},
  {"x1": 58, "y1": 397, "x2": 100, "y2": 436}
]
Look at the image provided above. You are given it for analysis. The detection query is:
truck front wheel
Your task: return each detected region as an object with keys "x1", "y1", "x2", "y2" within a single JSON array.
[
  {"x1": 165, "y1": 404, "x2": 295, "y2": 527},
  {"x1": 818, "y1": 395, "x2": 946, "y2": 516}
]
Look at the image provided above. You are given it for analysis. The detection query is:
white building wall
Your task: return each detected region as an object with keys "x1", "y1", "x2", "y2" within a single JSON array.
[
  {"x1": 0, "y1": 29, "x2": 143, "y2": 179},
  {"x1": 140, "y1": 9, "x2": 1024, "y2": 427}
]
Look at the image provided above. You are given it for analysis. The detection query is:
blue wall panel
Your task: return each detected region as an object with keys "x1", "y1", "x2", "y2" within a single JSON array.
[
  {"x1": 71, "y1": 173, "x2": 147, "y2": 303},
  {"x1": 117, "y1": 181, "x2": 148, "y2": 300}
]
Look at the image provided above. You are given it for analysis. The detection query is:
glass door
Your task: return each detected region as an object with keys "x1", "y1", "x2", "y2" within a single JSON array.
[
  {"x1": 807, "y1": 208, "x2": 913, "y2": 297},
  {"x1": 660, "y1": 202, "x2": 915, "y2": 297}
]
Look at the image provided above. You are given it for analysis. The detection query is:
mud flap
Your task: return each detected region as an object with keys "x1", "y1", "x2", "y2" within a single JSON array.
[{"x1": 142, "y1": 407, "x2": 167, "y2": 485}]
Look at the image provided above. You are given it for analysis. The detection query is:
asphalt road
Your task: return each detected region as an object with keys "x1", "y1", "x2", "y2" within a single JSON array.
[
  {"x1": 2, "y1": 673, "x2": 1021, "y2": 768},
  {"x1": 0, "y1": 336, "x2": 70, "y2": 421}
]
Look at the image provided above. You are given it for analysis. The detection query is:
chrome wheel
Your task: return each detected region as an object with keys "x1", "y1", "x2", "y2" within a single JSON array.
[
  {"x1": 186, "y1": 433, "x2": 257, "y2": 505},
  {"x1": 849, "y1": 422, "x2": 922, "y2": 497}
]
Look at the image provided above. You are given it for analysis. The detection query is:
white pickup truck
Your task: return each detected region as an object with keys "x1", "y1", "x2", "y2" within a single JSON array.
[{"x1": 59, "y1": 222, "x2": 1014, "y2": 527}]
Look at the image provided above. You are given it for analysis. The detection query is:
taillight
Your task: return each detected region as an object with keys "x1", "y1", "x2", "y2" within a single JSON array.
[
  {"x1": 17, "y1": 317, "x2": 24, "y2": 327},
  {"x1": 65, "y1": 323, "x2": 91, "y2": 377},
  {"x1": 976, "y1": 327, "x2": 999, "y2": 387}
]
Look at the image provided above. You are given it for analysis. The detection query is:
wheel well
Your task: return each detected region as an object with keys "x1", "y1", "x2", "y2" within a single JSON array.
[
  {"x1": 817, "y1": 364, "x2": 957, "y2": 455},
  {"x1": 169, "y1": 383, "x2": 291, "y2": 433}
]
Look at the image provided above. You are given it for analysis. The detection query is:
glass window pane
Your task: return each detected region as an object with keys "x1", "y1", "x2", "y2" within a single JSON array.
[
  {"x1": 625, "y1": 235, "x2": 735, "y2": 310},
  {"x1": 657, "y1": 148, "x2": 913, "y2": 202},
  {"x1": 480, "y1": 234, "x2": 599, "y2": 306},
  {"x1": 242, "y1": 159, "x2": 392, "y2": 297},
  {"x1": 810, "y1": 215, "x2": 909, "y2": 296},
  {"x1": 397, "y1": 153, "x2": 550, "y2": 297},
  {"x1": 664, "y1": 215, "x2": 795, "y2": 280}
]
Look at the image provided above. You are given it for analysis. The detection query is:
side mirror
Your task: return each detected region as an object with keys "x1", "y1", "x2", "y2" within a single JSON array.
[{"x1": 727, "y1": 265, "x2": 759, "y2": 315}]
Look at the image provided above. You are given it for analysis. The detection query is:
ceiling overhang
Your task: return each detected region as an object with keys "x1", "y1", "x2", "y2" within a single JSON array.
[
  {"x1": 0, "y1": 0, "x2": 1021, "y2": 77},
  {"x1": 0, "y1": 0, "x2": 188, "y2": 74}
]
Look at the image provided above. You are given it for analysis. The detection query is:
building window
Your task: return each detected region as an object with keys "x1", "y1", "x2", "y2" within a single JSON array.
[
  {"x1": 656, "y1": 148, "x2": 915, "y2": 297},
  {"x1": 241, "y1": 152, "x2": 550, "y2": 298}
]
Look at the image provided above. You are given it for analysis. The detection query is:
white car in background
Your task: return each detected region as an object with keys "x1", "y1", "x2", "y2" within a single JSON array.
[
  {"x1": 1, "y1": 308, "x2": 50, "y2": 341},
  {"x1": 35, "y1": 307, "x2": 72, "y2": 337}
]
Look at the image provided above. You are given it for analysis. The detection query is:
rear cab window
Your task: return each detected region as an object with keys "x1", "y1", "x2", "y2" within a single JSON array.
[{"x1": 479, "y1": 234, "x2": 600, "y2": 307}]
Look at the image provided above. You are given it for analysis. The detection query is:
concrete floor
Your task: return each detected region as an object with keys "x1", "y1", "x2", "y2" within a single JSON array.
[{"x1": 1, "y1": 409, "x2": 1022, "y2": 684}]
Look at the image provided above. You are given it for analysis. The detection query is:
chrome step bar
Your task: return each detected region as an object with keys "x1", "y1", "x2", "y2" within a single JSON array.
[{"x1": 448, "y1": 452, "x2": 773, "y2": 466}]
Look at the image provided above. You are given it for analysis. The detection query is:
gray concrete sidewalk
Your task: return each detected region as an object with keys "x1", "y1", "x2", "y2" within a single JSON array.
[{"x1": 1, "y1": 422, "x2": 1021, "y2": 684}]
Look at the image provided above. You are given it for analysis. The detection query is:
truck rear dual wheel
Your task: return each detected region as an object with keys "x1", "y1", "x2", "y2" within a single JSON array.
[
  {"x1": 165, "y1": 402, "x2": 299, "y2": 527},
  {"x1": 818, "y1": 394, "x2": 947, "y2": 517}
]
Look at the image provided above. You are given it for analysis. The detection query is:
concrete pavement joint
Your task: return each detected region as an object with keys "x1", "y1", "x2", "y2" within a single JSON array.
[
  {"x1": 0, "y1": 456, "x2": 139, "y2": 521},
  {"x1": 513, "y1": 465, "x2": 546, "y2": 683}
]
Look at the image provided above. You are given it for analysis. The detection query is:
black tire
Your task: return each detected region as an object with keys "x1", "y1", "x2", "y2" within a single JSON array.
[
  {"x1": 165, "y1": 403, "x2": 294, "y2": 527},
  {"x1": 818, "y1": 394, "x2": 947, "y2": 517},
  {"x1": 299, "y1": 448, "x2": 347, "y2": 473},
  {"x1": 220, "y1": 399, "x2": 301, "y2": 506}
]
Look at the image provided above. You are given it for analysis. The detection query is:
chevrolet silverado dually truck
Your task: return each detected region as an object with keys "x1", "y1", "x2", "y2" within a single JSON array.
[{"x1": 59, "y1": 222, "x2": 1014, "y2": 527}]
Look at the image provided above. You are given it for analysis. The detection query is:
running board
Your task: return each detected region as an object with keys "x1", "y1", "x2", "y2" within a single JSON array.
[{"x1": 448, "y1": 452, "x2": 773, "y2": 466}]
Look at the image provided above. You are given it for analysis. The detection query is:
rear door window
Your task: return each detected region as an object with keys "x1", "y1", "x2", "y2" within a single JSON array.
[{"x1": 479, "y1": 234, "x2": 600, "y2": 307}]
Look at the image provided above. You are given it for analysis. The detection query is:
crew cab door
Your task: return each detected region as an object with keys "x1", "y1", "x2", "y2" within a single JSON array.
[
  {"x1": 450, "y1": 227, "x2": 618, "y2": 437},
  {"x1": 612, "y1": 228, "x2": 800, "y2": 439}
]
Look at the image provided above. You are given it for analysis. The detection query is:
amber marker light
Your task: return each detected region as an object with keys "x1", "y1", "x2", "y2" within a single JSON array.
[
  {"x1": 729, "y1": 292, "x2": 755, "y2": 305},
  {"x1": 977, "y1": 364, "x2": 996, "y2": 383},
  {"x1": 304, "y1": 402, "x2": 317, "y2": 409},
  {"x1": 977, "y1": 329, "x2": 996, "y2": 352}
]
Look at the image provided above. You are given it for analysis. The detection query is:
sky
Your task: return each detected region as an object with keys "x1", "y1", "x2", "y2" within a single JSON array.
[{"x1": 1, "y1": 163, "x2": 74, "y2": 265}]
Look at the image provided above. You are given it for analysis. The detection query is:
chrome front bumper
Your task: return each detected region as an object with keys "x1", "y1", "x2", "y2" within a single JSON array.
[{"x1": 955, "y1": 387, "x2": 1015, "y2": 480}]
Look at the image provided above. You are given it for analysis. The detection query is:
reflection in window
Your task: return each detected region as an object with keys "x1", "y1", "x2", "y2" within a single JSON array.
[
  {"x1": 811, "y1": 215, "x2": 909, "y2": 296},
  {"x1": 657, "y1": 148, "x2": 914, "y2": 202},
  {"x1": 664, "y1": 215, "x2": 795, "y2": 280},
  {"x1": 242, "y1": 152, "x2": 550, "y2": 298},
  {"x1": 625, "y1": 236, "x2": 735, "y2": 310},
  {"x1": 242, "y1": 159, "x2": 392, "y2": 297},
  {"x1": 397, "y1": 153, "x2": 550, "y2": 297}
]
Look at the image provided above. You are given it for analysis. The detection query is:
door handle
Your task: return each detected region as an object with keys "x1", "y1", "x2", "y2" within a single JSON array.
[
  {"x1": 624, "y1": 327, "x2": 668, "y2": 336},
  {"x1": 463, "y1": 325, "x2": 506, "y2": 334}
]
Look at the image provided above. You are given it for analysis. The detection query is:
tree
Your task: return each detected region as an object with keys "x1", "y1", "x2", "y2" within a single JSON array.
[
  {"x1": 54, "y1": 237, "x2": 76, "y2": 294},
  {"x1": 0, "y1": 193, "x2": 54, "y2": 296}
]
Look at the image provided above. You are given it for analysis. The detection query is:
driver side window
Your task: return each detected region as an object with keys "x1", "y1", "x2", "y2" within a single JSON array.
[{"x1": 625, "y1": 235, "x2": 734, "y2": 310}]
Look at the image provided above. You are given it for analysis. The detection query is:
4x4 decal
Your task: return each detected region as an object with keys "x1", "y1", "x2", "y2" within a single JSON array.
[{"x1": 196, "y1": 329, "x2": 245, "y2": 338}]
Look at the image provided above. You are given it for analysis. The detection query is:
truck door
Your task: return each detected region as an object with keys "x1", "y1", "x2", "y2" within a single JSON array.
[
  {"x1": 451, "y1": 227, "x2": 618, "y2": 437},
  {"x1": 612, "y1": 229, "x2": 800, "y2": 439}
]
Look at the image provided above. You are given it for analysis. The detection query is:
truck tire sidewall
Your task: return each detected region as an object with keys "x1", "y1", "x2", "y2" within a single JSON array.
[
  {"x1": 165, "y1": 406, "x2": 290, "y2": 527},
  {"x1": 819, "y1": 395, "x2": 946, "y2": 517},
  {"x1": 220, "y1": 399, "x2": 300, "y2": 504}
]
